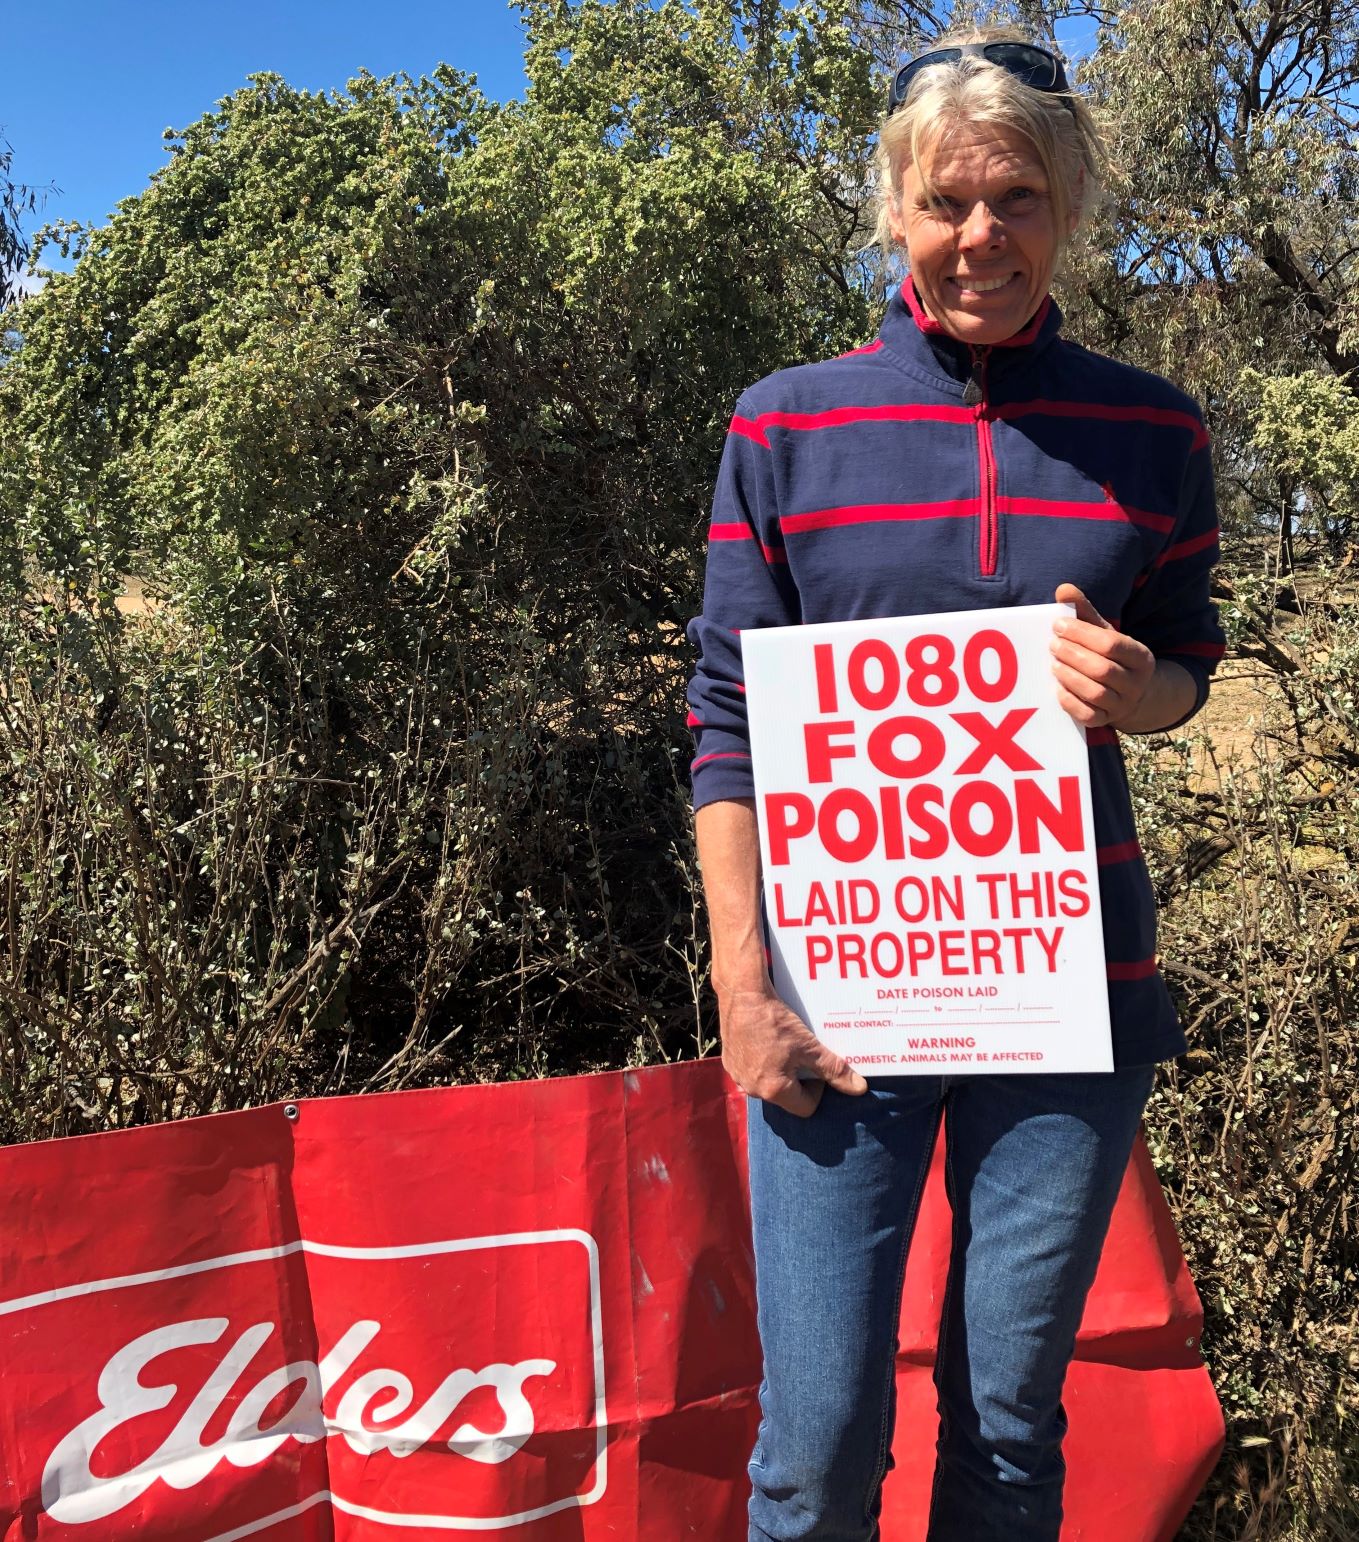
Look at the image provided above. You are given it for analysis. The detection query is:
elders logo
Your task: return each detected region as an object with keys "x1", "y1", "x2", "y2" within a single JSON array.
[{"x1": 2, "y1": 1230, "x2": 607, "y2": 1537}]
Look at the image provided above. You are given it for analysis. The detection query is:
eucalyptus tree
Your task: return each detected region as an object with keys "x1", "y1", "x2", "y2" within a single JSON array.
[
  {"x1": 1, "y1": 134, "x2": 36, "y2": 311},
  {"x1": 1063, "y1": 0, "x2": 1359, "y2": 551}
]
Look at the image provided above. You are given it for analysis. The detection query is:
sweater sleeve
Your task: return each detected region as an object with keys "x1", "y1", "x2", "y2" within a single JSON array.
[
  {"x1": 1119, "y1": 418, "x2": 1226, "y2": 729},
  {"x1": 685, "y1": 400, "x2": 801, "y2": 809}
]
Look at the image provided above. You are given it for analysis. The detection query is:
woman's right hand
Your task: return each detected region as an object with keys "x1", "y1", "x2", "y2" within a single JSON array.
[
  {"x1": 694, "y1": 798, "x2": 869, "y2": 1116},
  {"x1": 719, "y1": 986, "x2": 868, "y2": 1117}
]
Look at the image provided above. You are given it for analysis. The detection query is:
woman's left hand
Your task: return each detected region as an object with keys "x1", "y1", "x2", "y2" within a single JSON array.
[{"x1": 1049, "y1": 583, "x2": 1156, "y2": 730}]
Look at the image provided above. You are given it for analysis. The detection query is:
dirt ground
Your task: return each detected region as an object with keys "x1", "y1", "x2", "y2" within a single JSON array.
[
  {"x1": 1183, "y1": 668, "x2": 1281, "y2": 775},
  {"x1": 113, "y1": 575, "x2": 156, "y2": 616}
]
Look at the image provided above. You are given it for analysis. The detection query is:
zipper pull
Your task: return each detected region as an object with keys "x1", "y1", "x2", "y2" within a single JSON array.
[{"x1": 964, "y1": 345, "x2": 990, "y2": 407}]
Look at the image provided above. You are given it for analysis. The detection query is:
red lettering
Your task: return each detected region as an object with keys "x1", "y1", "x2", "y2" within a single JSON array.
[
  {"x1": 1034, "y1": 926, "x2": 1063, "y2": 970},
  {"x1": 975, "y1": 872, "x2": 1005, "y2": 919},
  {"x1": 847, "y1": 639, "x2": 899, "y2": 710},
  {"x1": 894, "y1": 876, "x2": 930, "y2": 923},
  {"x1": 893, "y1": 876, "x2": 964, "y2": 922},
  {"x1": 819, "y1": 789, "x2": 878, "y2": 863},
  {"x1": 903, "y1": 634, "x2": 958, "y2": 707},
  {"x1": 867, "y1": 715, "x2": 946, "y2": 779},
  {"x1": 938, "y1": 930, "x2": 969, "y2": 975},
  {"x1": 1008, "y1": 870, "x2": 1045, "y2": 917},
  {"x1": 962, "y1": 629, "x2": 1018, "y2": 702},
  {"x1": 949, "y1": 781, "x2": 1013, "y2": 857},
  {"x1": 813, "y1": 643, "x2": 838, "y2": 713},
  {"x1": 906, "y1": 784, "x2": 949, "y2": 859},
  {"x1": 879, "y1": 786, "x2": 906, "y2": 860},
  {"x1": 765, "y1": 792, "x2": 814, "y2": 866},
  {"x1": 869, "y1": 932, "x2": 904, "y2": 977},
  {"x1": 951, "y1": 708, "x2": 1041, "y2": 774},
  {"x1": 837, "y1": 933, "x2": 868, "y2": 979},
  {"x1": 907, "y1": 932, "x2": 935, "y2": 970},
  {"x1": 807, "y1": 935, "x2": 833, "y2": 979},
  {"x1": 1002, "y1": 927, "x2": 1032, "y2": 971},
  {"x1": 971, "y1": 930, "x2": 1003, "y2": 972},
  {"x1": 1057, "y1": 869, "x2": 1090, "y2": 916},
  {"x1": 804, "y1": 720, "x2": 856, "y2": 783},
  {"x1": 1015, "y1": 776, "x2": 1084, "y2": 853}
]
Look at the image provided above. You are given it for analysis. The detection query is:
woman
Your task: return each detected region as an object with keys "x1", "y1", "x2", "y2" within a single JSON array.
[{"x1": 686, "y1": 27, "x2": 1224, "y2": 1542}]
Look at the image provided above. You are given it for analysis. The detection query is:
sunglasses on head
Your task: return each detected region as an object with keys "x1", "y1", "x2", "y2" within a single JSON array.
[{"x1": 889, "y1": 43, "x2": 1077, "y2": 119}]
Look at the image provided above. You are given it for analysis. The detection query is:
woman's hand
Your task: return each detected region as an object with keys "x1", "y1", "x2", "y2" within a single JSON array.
[
  {"x1": 1050, "y1": 583, "x2": 1196, "y2": 733},
  {"x1": 719, "y1": 986, "x2": 868, "y2": 1118},
  {"x1": 694, "y1": 798, "x2": 868, "y2": 1118}
]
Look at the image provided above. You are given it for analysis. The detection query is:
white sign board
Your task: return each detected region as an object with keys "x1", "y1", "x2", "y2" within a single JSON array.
[{"x1": 743, "y1": 604, "x2": 1113, "y2": 1075}]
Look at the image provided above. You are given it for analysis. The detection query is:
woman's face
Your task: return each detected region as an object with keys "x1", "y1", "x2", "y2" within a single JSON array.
[{"x1": 890, "y1": 120, "x2": 1065, "y2": 346}]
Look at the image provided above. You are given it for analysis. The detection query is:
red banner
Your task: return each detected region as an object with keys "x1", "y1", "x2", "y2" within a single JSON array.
[{"x1": 0, "y1": 1061, "x2": 1221, "y2": 1539}]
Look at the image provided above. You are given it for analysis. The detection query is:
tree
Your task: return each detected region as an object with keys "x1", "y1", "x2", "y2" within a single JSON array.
[
  {"x1": 1058, "y1": 0, "x2": 1359, "y2": 551},
  {"x1": 1, "y1": 133, "x2": 38, "y2": 311}
]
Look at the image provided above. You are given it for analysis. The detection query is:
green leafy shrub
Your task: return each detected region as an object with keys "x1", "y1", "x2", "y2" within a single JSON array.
[{"x1": 0, "y1": 1, "x2": 876, "y2": 1130}]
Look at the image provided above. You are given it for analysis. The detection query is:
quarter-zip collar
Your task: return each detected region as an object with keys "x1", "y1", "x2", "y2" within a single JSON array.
[
  {"x1": 878, "y1": 274, "x2": 1063, "y2": 580},
  {"x1": 879, "y1": 274, "x2": 1063, "y2": 395}
]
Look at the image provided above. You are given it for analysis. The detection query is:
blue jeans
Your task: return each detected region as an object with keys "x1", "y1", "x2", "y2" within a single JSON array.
[{"x1": 746, "y1": 1067, "x2": 1155, "y2": 1542}]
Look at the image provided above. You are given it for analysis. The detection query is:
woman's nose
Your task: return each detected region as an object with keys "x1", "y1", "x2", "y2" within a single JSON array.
[{"x1": 960, "y1": 200, "x2": 1005, "y2": 247}]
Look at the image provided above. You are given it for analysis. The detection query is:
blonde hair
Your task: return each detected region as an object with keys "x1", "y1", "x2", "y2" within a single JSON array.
[{"x1": 874, "y1": 26, "x2": 1107, "y2": 258}]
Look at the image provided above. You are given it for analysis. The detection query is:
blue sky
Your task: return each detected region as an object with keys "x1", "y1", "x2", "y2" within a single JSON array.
[{"x1": 5, "y1": 0, "x2": 533, "y2": 270}]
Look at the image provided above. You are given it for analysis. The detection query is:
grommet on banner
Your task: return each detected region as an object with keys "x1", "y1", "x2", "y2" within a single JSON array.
[{"x1": 283, "y1": 1103, "x2": 300, "y2": 1122}]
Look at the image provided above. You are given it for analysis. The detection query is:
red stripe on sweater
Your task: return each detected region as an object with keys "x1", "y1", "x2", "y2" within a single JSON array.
[
  {"x1": 997, "y1": 495, "x2": 1176, "y2": 534},
  {"x1": 1097, "y1": 839, "x2": 1143, "y2": 866},
  {"x1": 707, "y1": 523, "x2": 788, "y2": 564},
  {"x1": 1137, "y1": 527, "x2": 1220, "y2": 587},
  {"x1": 1085, "y1": 726, "x2": 1118, "y2": 746},
  {"x1": 838, "y1": 339, "x2": 885, "y2": 358},
  {"x1": 728, "y1": 415, "x2": 769, "y2": 447},
  {"x1": 692, "y1": 750, "x2": 752, "y2": 771},
  {"x1": 997, "y1": 398, "x2": 1209, "y2": 450},
  {"x1": 752, "y1": 402, "x2": 974, "y2": 436},
  {"x1": 1168, "y1": 640, "x2": 1227, "y2": 659},
  {"x1": 686, "y1": 711, "x2": 703, "y2": 728},
  {"x1": 1158, "y1": 527, "x2": 1221, "y2": 565},
  {"x1": 1106, "y1": 957, "x2": 1159, "y2": 981},
  {"x1": 782, "y1": 499, "x2": 977, "y2": 535}
]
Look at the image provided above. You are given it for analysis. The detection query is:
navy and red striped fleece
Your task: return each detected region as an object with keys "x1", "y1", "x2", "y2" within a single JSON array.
[{"x1": 686, "y1": 277, "x2": 1225, "y2": 1065}]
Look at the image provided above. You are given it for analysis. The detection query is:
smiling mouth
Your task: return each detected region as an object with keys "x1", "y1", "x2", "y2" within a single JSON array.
[{"x1": 949, "y1": 273, "x2": 1020, "y2": 295}]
